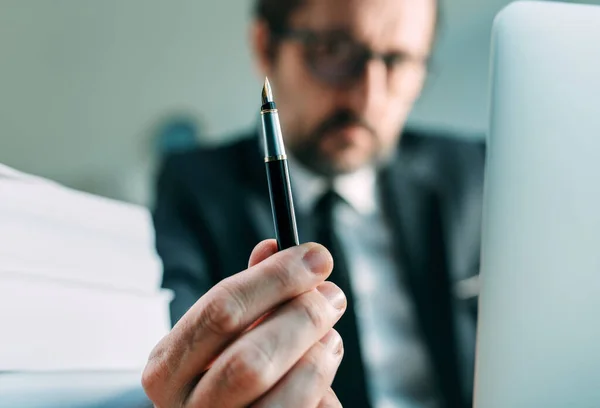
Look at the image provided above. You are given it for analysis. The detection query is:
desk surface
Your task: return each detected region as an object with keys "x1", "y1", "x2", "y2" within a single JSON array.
[{"x1": 0, "y1": 371, "x2": 151, "y2": 408}]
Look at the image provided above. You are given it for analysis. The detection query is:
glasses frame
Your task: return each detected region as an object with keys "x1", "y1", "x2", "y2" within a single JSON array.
[{"x1": 273, "y1": 28, "x2": 431, "y2": 88}]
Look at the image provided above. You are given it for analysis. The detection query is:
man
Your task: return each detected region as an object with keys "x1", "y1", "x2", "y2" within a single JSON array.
[{"x1": 145, "y1": 0, "x2": 484, "y2": 407}]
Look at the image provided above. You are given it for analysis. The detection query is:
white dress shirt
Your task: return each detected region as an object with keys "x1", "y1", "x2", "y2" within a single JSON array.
[{"x1": 288, "y1": 155, "x2": 440, "y2": 408}]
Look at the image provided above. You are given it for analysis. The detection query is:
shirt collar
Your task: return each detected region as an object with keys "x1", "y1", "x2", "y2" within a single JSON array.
[{"x1": 287, "y1": 154, "x2": 378, "y2": 215}]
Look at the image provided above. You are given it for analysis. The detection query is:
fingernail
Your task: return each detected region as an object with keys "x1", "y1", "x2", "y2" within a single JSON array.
[
  {"x1": 321, "y1": 330, "x2": 343, "y2": 356},
  {"x1": 317, "y1": 283, "x2": 346, "y2": 311},
  {"x1": 332, "y1": 335, "x2": 343, "y2": 356},
  {"x1": 302, "y1": 245, "x2": 332, "y2": 274}
]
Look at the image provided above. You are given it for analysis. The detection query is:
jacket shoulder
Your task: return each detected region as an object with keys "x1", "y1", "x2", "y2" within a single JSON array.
[
  {"x1": 400, "y1": 127, "x2": 486, "y2": 162},
  {"x1": 156, "y1": 135, "x2": 259, "y2": 189},
  {"x1": 399, "y1": 127, "x2": 486, "y2": 190}
]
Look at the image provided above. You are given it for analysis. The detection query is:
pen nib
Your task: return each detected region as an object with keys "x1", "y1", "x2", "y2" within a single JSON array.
[{"x1": 262, "y1": 77, "x2": 274, "y2": 104}]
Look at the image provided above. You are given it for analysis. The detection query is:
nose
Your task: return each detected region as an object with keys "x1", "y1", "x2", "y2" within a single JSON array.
[{"x1": 341, "y1": 59, "x2": 388, "y2": 115}]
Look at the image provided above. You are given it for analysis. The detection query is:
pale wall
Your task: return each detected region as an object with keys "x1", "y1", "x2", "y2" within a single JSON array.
[{"x1": 1, "y1": 0, "x2": 595, "y2": 204}]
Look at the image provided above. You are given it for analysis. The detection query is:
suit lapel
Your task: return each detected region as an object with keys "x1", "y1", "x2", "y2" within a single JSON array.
[
  {"x1": 380, "y1": 157, "x2": 465, "y2": 408},
  {"x1": 196, "y1": 134, "x2": 273, "y2": 278},
  {"x1": 238, "y1": 133, "x2": 276, "y2": 242}
]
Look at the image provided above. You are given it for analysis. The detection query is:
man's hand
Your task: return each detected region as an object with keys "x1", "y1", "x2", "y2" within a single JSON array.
[{"x1": 142, "y1": 240, "x2": 346, "y2": 407}]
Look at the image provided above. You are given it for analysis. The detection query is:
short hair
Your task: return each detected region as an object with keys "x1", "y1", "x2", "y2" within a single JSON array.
[
  {"x1": 253, "y1": 0, "x2": 304, "y2": 36},
  {"x1": 254, "y1": 0, "x2": 440, "y2": 38}
]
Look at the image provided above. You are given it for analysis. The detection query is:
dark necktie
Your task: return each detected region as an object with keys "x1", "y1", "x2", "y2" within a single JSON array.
[{"x1": 312, "y1": 189, "x2": 371, "y2": 408}]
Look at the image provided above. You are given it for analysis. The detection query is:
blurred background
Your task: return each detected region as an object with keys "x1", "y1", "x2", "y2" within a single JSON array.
[{"x1": 1, "y1": 0, "x2": 597, "y2": 206}]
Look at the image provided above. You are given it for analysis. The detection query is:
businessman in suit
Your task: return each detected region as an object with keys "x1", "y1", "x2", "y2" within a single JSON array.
[{"x1": 143, "y1": 0, "x2": 485, "y2": 407}]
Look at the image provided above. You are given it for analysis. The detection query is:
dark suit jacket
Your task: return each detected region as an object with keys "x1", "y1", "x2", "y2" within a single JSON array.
[{"x1": 152, "y1": 128, "x2": 486, "y2": 408}]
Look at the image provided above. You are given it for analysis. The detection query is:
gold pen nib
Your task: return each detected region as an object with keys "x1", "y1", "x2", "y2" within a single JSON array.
[{"x1": 262, "y1": 77, "x2": 274, "y2": 105}]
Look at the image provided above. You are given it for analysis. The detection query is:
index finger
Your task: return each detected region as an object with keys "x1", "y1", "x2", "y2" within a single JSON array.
[
  {"x1": 248, "y1": 239, "x2": 279, "y2": 268},
  {"x1": 142, "y1": 242, "x2": 333, "y2": 407}
]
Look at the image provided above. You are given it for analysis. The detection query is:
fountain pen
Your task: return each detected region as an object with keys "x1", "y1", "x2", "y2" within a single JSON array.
[{"x1": 260, "y1": 77, "x2": 300, "y2": 251}]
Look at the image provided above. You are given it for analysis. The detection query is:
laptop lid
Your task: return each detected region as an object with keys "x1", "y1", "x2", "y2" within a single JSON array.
[{"x1": 475, "y1": 1, "x2": 600, "y2": 407}]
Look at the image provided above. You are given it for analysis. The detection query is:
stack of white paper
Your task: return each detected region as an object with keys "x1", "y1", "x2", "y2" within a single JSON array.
[{"x1": 0, "y1": 164, "x2": 172, "y2": 374}]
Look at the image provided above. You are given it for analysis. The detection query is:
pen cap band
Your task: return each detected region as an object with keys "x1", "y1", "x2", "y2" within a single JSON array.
[
  {"x1": 261, "y1": 102, "x2": 276, "y2": 111},
  {"x1": 261, "y1": 111, "x2": 286, "y2": 157}
]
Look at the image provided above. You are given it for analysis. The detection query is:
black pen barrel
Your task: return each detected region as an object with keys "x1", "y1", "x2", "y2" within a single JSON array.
[
  {"x1": 260, "y1": 77, "x2": 299, "y2": 251},
  {"x1": 265, "y1": 158, "x2": 299, "y2": 251}
]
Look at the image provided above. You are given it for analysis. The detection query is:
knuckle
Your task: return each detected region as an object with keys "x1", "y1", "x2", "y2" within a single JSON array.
[
  {"x1": 302, "y1": 347, "x2": 332, "y2": 385},
  {"x1": 319, "y1": 388, "x2": 342, "y2": 408},
  {"x1": 303, "y1": 351, "x2": 329, "y2": 384},
  {"x1": 200, "y1": 284, "x2": 246, "y2": 336},
  {"x1": 312, "y1": 364, "x2": 331, "y2": 389},
  {"x1": 297, "y1": 295, "x2": 327, "y2": 330},
  {"x1": 222, "y1": 342, "x2": 274, "y2": 392},
  {"x1": 140, "y1": 362, "x2": 158, "y2": 394},
  {"x1": 141, "y1": 346, "x2": 169, "y2": 401},
  {"x1": 269, "y1": 255, "x2": 301, "y2": 290},
  {"x1": 337, "y1": 337, "x2": 345, "y2": 357}
]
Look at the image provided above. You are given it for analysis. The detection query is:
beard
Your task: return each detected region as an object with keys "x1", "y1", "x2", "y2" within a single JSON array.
[{"x1": 288, "y1": 109, "x2": 386, "y2": 177}]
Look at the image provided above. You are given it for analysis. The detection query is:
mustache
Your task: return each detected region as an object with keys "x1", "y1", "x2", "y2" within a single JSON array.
[{"x1": 312, "y1": 110, "x2": 377, "y2": 140}]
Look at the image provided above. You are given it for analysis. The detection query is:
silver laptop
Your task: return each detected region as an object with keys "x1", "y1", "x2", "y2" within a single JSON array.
[{"x1": 474, "y1": 1, "x2": 600, "y2": 407}]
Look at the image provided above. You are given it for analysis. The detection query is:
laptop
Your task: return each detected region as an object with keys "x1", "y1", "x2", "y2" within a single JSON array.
[{"x1": 474, "y1": 1, "x2": 600, "y2": 407}]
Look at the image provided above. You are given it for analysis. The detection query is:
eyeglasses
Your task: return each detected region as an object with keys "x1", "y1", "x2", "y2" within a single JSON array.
[{"x1": 274, "y1": 28, "x2": 430, "y2": 92}]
